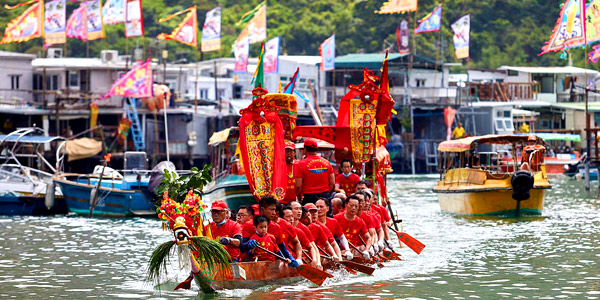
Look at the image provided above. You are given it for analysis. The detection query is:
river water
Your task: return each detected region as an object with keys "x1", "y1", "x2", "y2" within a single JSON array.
[{"x1": 1, "y1": 175, "x2": 599, "y2": 299}]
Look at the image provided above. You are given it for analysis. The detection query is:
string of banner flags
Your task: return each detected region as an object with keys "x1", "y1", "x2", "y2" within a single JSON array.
[{"x1": 1, "y1": 0, "x2": 594, "y2": 73}]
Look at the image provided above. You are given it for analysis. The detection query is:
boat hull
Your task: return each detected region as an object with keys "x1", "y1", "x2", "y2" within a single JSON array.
[
  {"x1": 0, "y1": 194, "x2": 67, "y2": 216},
  {"x1": 54, "y1": 176, "x2": 157, "y2": 217},
  {"x1": 193, "y1": 260, "x2": 302, "y2": 292},
  {"x1": 436, "y1": 188, "x2": 545, "y2": 216}
]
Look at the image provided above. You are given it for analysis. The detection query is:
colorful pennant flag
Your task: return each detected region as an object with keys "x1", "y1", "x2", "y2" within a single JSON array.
[
  {"x1": 236, "y1": 2, "x2": 267, "y2": 44},
  {"x1": 320, "y1": 34, "x2": 335, "y2": 71},
  {"x1": 44, "y1": 0, "x2": 66, "y2": 45},
  {"x1": 444, "y1": 107, "x2": 457, "y2": 141},
  {"x1": 264, "y1": 36, "x2": 280, "y2": 74},
  {"x1": 66, "y1": 3, "x2": 87, "y2": 41},
  {"x1": 451, "y1": 14, "x2": 470, "y2": 59},
  {"x1": 284, "y1": 67, "x2": 299, "y2": 94},
  {"x1": 589, "y1": 44, "x2": 600, "y2": 63},
  {"x1": 125, "y1": 0, "x2": 144, "y2": 37},
  {"x1": 201, "y1": 6, "x2": 221, "y2": 52},
  {"x1": 234, "y1": 38, "x2": 250, "y2": 73},
  {"x1": 104, "y1": 58, "x2": 153, "y2": 99},
  {"x1": 236, "y1": 1, "x2": 265, "y2": 26},
  {"x1": 586, "y1": 0, "x2": 600, "y2": 45},
  {"x1": 540, "y1": 0, "x2": 586, "y2": 55},
  {"x1": 397, "y1": 19, "x2": 410, "y2": 55},
  {"x1": 157, "y1": 6, "x2": 197, "y2": 47},
  {"x1": 102, "y1": 0, "x2": 126, "y2": 25},
  {"x1": 376, "y1": 0, "x2": 418, "y2": 14},
  {"x1": 0, "y1": 0, "x2": 43, "y2": 45},
  {"x1": 86, "y1": 0, "x2": 104, "y2": 40},
  {"x1": 414, "y1": 5, "x2": 442, "y2": 34},
  {"x1": 252, "y1": 43, "x2": 266, "y2": 89}
]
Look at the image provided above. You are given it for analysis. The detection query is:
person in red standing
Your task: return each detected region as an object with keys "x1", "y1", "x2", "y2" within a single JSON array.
[
  {"x1": 295, "y1": 138, "x2": 335, "y2": 205},
  {"x1": 247, "y1": 215, "x2": 289, "y2": 263},
  {"x1": 335, "y1": 159, "x2": 361, "y2": 196},
  {"x1": 208, "y1": 200, "x2": 242, "y2": 261},
  {"x1": 334, "y1": 194, "x2": 372, "y2": 259},
  {"x1": 282, "y1": 141, "x2": 298, "y2": 205}
]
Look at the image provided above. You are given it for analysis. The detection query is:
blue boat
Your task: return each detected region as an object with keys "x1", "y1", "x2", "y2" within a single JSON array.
[{"x1": 54, "y1": 152, "x2": 158, "y2": 217}]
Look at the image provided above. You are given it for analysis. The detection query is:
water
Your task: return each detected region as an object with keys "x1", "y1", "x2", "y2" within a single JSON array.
[{"x1": 1, "y1": 175, "x2": 599, "y2": 299}]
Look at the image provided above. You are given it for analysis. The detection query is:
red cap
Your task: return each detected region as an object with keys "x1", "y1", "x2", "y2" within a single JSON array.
[
  {"x1": 528, "y1": 135, "x2": 537, "y2": 141},
  {"x1": 304, "y1": 138, "x2": 318, "y2": 149},
  {"x1": 285, "y1": 141, "x2": 295, "y2": 150},
  {"x1": 304, "y1": 203, "x2": 318, "y2": 211},
  {"x1": 211, "y1": 200, "x2": 229, "y2": 211},
  {"x1": 251, "y1": 204, "x2": 259, "y2": 216}
]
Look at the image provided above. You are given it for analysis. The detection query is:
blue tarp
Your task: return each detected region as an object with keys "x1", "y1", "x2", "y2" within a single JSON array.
[{"x1": 0, "y1": 135, "x2": 65, "y2": 144}]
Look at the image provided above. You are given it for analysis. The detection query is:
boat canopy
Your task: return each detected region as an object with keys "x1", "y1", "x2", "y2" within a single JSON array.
[
  {"x1": 438, "y1": 134, "x2": 545, "y2": 153},
  {"x1": 517, "y1": 133, "x2": 581, "y2": 142},
  {"x1": 0, "y1": 134, "x2": 64, "y2": 144}
]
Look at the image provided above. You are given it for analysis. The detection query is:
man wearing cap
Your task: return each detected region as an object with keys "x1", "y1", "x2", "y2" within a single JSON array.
[
  {"x1": 521, "y1": 135, "x2": 545, "y2": 172},
  {"x1": 295, "y1": 138, "x2": 335, "y2": 205},
  {"x1": 208, "y1": 200, "x2": 242, "y2": 261},
  {"x1": 303, "y1": 203, "x2": 340, "y2": 261},
  {"x1": 283, "y1": 141, "x2": 298, "y2": 205}
]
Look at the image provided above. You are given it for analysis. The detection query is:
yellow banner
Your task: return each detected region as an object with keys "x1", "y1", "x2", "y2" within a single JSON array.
[
  {"x1": 376, "y1": 0, "x2": 418, "y2": 14},
  {"x1": 0, "y1": 0, "x2": 43, "y2": 44}
]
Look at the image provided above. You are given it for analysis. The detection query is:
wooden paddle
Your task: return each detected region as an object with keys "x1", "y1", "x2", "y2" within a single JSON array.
[
  {"x1": 315, "y1": 246, "x2": 357, "y2": 275},
  {"x1": 315, "y1": 246, "x2": 376, "y2": 276},
  {"x1": 382, "y1": 249, "x2": 402, "y2": 261},
  {"x1": 347, "y1": 241, "x2": 383, "y2": 268},
  {"x1": 256, "y1": 245, "x2": 333, "y2": 286},
  {"x1": 388, "y1": 226, "x2": 426, "y2": 254},
  {"x1": 359, "y1": 236, "x2": 390, "y2": 264}
]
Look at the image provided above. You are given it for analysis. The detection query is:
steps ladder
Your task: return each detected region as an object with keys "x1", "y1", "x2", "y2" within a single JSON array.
[
  {"x1": 124, "y1": 98, "x2": 145, "y2": 151},
  {"x1": 425, "y1": 141, "x2": 439, "y2": 172}
]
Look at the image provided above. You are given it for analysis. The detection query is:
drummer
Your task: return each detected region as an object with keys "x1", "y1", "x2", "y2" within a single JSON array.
[{"x1": 208, "y1": 200, "x2": 242, "y2": 261}]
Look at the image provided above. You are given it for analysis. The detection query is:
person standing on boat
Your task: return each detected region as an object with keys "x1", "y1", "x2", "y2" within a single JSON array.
[
  {"x1": 522, "y1": 136, "x2": 545, "y2": 172},
  {"x1": 335, "y1": 159, "x2": 361, "y2": 196},
  {"x1": 241, "y1": 196, "x2": 300, "y2": 268},
  {"x1": 334, "y1": 195, "x2": 372, "y2": 259},
  {"x1": 315, "y1": 198, "x2": 353, "y2": 260},
  {"x1": 295, "y1": 138, "x2": 335, "y2": 205},
  {"x1": 452, "y1": 122, "x2": 466, "y2": 139},
  {"x1": 208, "y1": 200, "x2": 242, "y2": 261},
  {"x1": 235, "y1": 205, "x2": 254, "y2": 226},
  {"x1": 283, "y1": 142, "x2": 298, "y2": 205}
]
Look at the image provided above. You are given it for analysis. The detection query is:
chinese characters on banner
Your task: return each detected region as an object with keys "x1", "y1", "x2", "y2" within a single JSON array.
[
  {"x1": 234, "y1": 38, "x2": 250, "y2": 73},
  {"x1": 236, "y1": 3, "x2": 266, "y2": 44},
  {"x1": 0, "y1": 0, "x2": 44, "y2": 44},
  {"x1": 264, "y1": 36, "x2": 280, "y2": 74},
  {"x1": 451, "y1": 14, "x2": 470, "y2": 59},
  {"x1": 86, "y1": 0, "x2": 104, "y2": 40},
  {"x1": 102, "y1": 0, "x2": 126, "y2": 25},
  {"x1": 201, "y1": 6, "x2": 221, "y2": 52},
  {"x1": 376, "y1": 0, "x2": 418, "y2": 14},
  {"x1": 44, "y1": 0, "x2": 66, "y2": 45},
  {"x1": 125, "y1": 0, "x2": 144, "y2": 37},
  {"x1": 320, "y1": 34, "x2": 335, "y2": 71}
]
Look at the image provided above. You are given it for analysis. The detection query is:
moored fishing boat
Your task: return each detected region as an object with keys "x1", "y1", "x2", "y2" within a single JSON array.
[{"x1": 433, "y1": 135, "x2": 551, "y2": 216}]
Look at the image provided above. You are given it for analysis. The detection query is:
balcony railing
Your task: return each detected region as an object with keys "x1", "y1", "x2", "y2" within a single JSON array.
[
  {"x1": 0, "y1": 88, "x2": 120, "y2": 109},
  {"x1": 462, "y1": 82, "x2": 539, "y2": 102}
]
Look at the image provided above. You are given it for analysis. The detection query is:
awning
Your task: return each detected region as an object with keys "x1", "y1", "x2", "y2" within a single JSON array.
[
  {"x1": 64, "y1": 138, "x2": 103, "y2": 162},
  {"x1": 438, "y1": 134, "x2": 545, "y2": 152},
  {"x1": 518, "y1": 133, "x2": 581, "y2": 142},
  {"x1": 0, "y1": 135, "x2": 65, "y2": 144},
  {"x1": 208, "y1": 128, "x2": 231, "y2": 146}
]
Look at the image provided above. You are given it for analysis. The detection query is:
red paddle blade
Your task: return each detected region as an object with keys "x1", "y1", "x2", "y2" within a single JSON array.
[
  {"x1": 297, "y1": 264, "x2": 333, "y2": 286},
  {"x1": 382, "y1": 249, "x2": 402, "y2": 260},
  {"x1": 396, "y1": 232, "x2": 425, "y2": 254},
  {"x1": 340, "y1": 260, "x2": 375, "y2": 275},
  {"x1": 342, "y1": 264, "x2": 357, "y2": 275},
  {"x1": 173, "y1": 275, "x2": 193, "y2": 290}
]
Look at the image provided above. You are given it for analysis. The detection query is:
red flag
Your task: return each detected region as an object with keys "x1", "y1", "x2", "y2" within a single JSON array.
[{"x1": 157, "y1": 6, "x2": 197, "y2": 47}]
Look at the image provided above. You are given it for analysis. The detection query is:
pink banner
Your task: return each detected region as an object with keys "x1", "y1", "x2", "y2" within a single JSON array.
[
  {"x1": 66, "y1": 3, "x2": 87, "y2": 41},
  {"x1": 104, "y1": 59, "x2": 153, "y2": 99},
  {"x1": 263, "y1": 36, "x2": 280, "y2": 74}
]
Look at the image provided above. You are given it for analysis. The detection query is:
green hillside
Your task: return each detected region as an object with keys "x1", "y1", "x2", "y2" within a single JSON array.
[{"x1": 0, "y1": 0, "x2": 592, "y2": 69}]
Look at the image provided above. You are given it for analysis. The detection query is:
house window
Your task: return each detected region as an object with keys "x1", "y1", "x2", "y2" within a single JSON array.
[
  {"x1": 416, "y1": 79, "x2": 426, "y2": 87},
  {"x1": 495, "y1": 120, "x2": 505, "y2": 131},
  {"x1": 533, "y1": 74, "x2": 554, "y2": 93},
  {"x1": 68, "y1": 71, "x2": 79, "y2": 87},
  {"x1": 45, "y1": 75, "x2": 58, "y2": 90},
  {"x1": 33, "y1": 74, "x2": 42, "y2": 90},
  {"x1": 199, "y1": 88, "x2": 208, "y2": 99},
  {"x1": 10, "y1": 75, "x2": 20, "y2": 90},
  {"x1": 217, "y1": 89, "x2": 226, "y2": 99},
  {"x1": 508, "y1": 70, "x2": 519, "y2": 76}
]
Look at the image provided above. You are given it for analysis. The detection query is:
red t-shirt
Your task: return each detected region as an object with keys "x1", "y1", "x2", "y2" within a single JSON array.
[
  {"x1": 294, "y1": 227, "x2": 311, "y2": 248},
  {"x1": 296, "y1": 222, "x2": 314, "y2": 243},
  {"x1": 249, "y1": 233, "x2": 278, "y2": 261},
  {"x1": 317, "y1": 221, "x2": 335, "y2": 244},
  {"x1": 323, "y1": 217, "x2": 343, "y2": 238},
  {"x1": 296, "y1": 155, "x2": 334, "y2": 194},
  {"x1": 283, "y1": 162, "x2": 298, "y2": 204},
  {"x1": 372, "y1": 204, "x2": 391, "y2": 222},
  {"x1": 334, "y1": 213, "x2": 368, "y2": 246},
  {"x1": 308, "y1": 223, "x2": 329, "y2": 249},
  {"x1": 273, "y1": 217, "x2": 297, "y2": 245},
  {"x1": 242, "y1": 220, "x2": 283, "y2": 244},
  {"x1": 209, "y1": 219, "x2": 242, "y2": 260},
  {"x1": 336, "y1": 172, "x2": 361, "y2": 195},
  {"x1": 360, "y1": 211, "x2": 381, "y2": 230}
]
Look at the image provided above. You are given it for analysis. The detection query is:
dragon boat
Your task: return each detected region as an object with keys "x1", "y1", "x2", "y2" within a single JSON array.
[{"x1": 433, "y1": 134, "x2": 552, "y2": 216}]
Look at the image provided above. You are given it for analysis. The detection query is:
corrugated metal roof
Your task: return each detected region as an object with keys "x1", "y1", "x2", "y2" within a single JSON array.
[{"x1": 551, "y1": 102, "x2": 600, "y2": 112}]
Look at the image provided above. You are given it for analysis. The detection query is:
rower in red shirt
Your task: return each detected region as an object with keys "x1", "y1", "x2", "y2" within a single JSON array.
[
  {"x1": 274, "y1": 202, "x2": 302, "y2": 260},
  {"x1": 302, "y1": 203, "x2": 339, "y2": 261},
  {"x1": 247, "y1": 215, "x2": 289, "y2": 262},
  {"x1": 335, "y1": 159, "x2": 361, "y2": 196},
  {"x1": 281, "y1": 205, "x2": 313, "y2": 260},
  {"x1": 295, "y1": 138, "x2": 335, "y2": 205},
  {"x1": 283, "y1": 142, "x2": 298, "y2": 205},
  {"x1": 365, "y1": 189, "x2": 393, "y2": 249},
  {"x1": 355, "y1": 191, "x2": 384, "y2": 255},
  {"x1": 207, "y1": 200, "x2": 242, "y2": 261},
  {"x1": 334, "y1": 194, "x2": 372, "y2": 259},
  {"x1": 315, "y1": 198, "x2": 351, "y2": 260},
  {"x1": 241, "y1": 196, "x2": 299, "y2": 268},
  {"x1": 290, "y1": 201, "x2": 321, "y2": 269}
]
